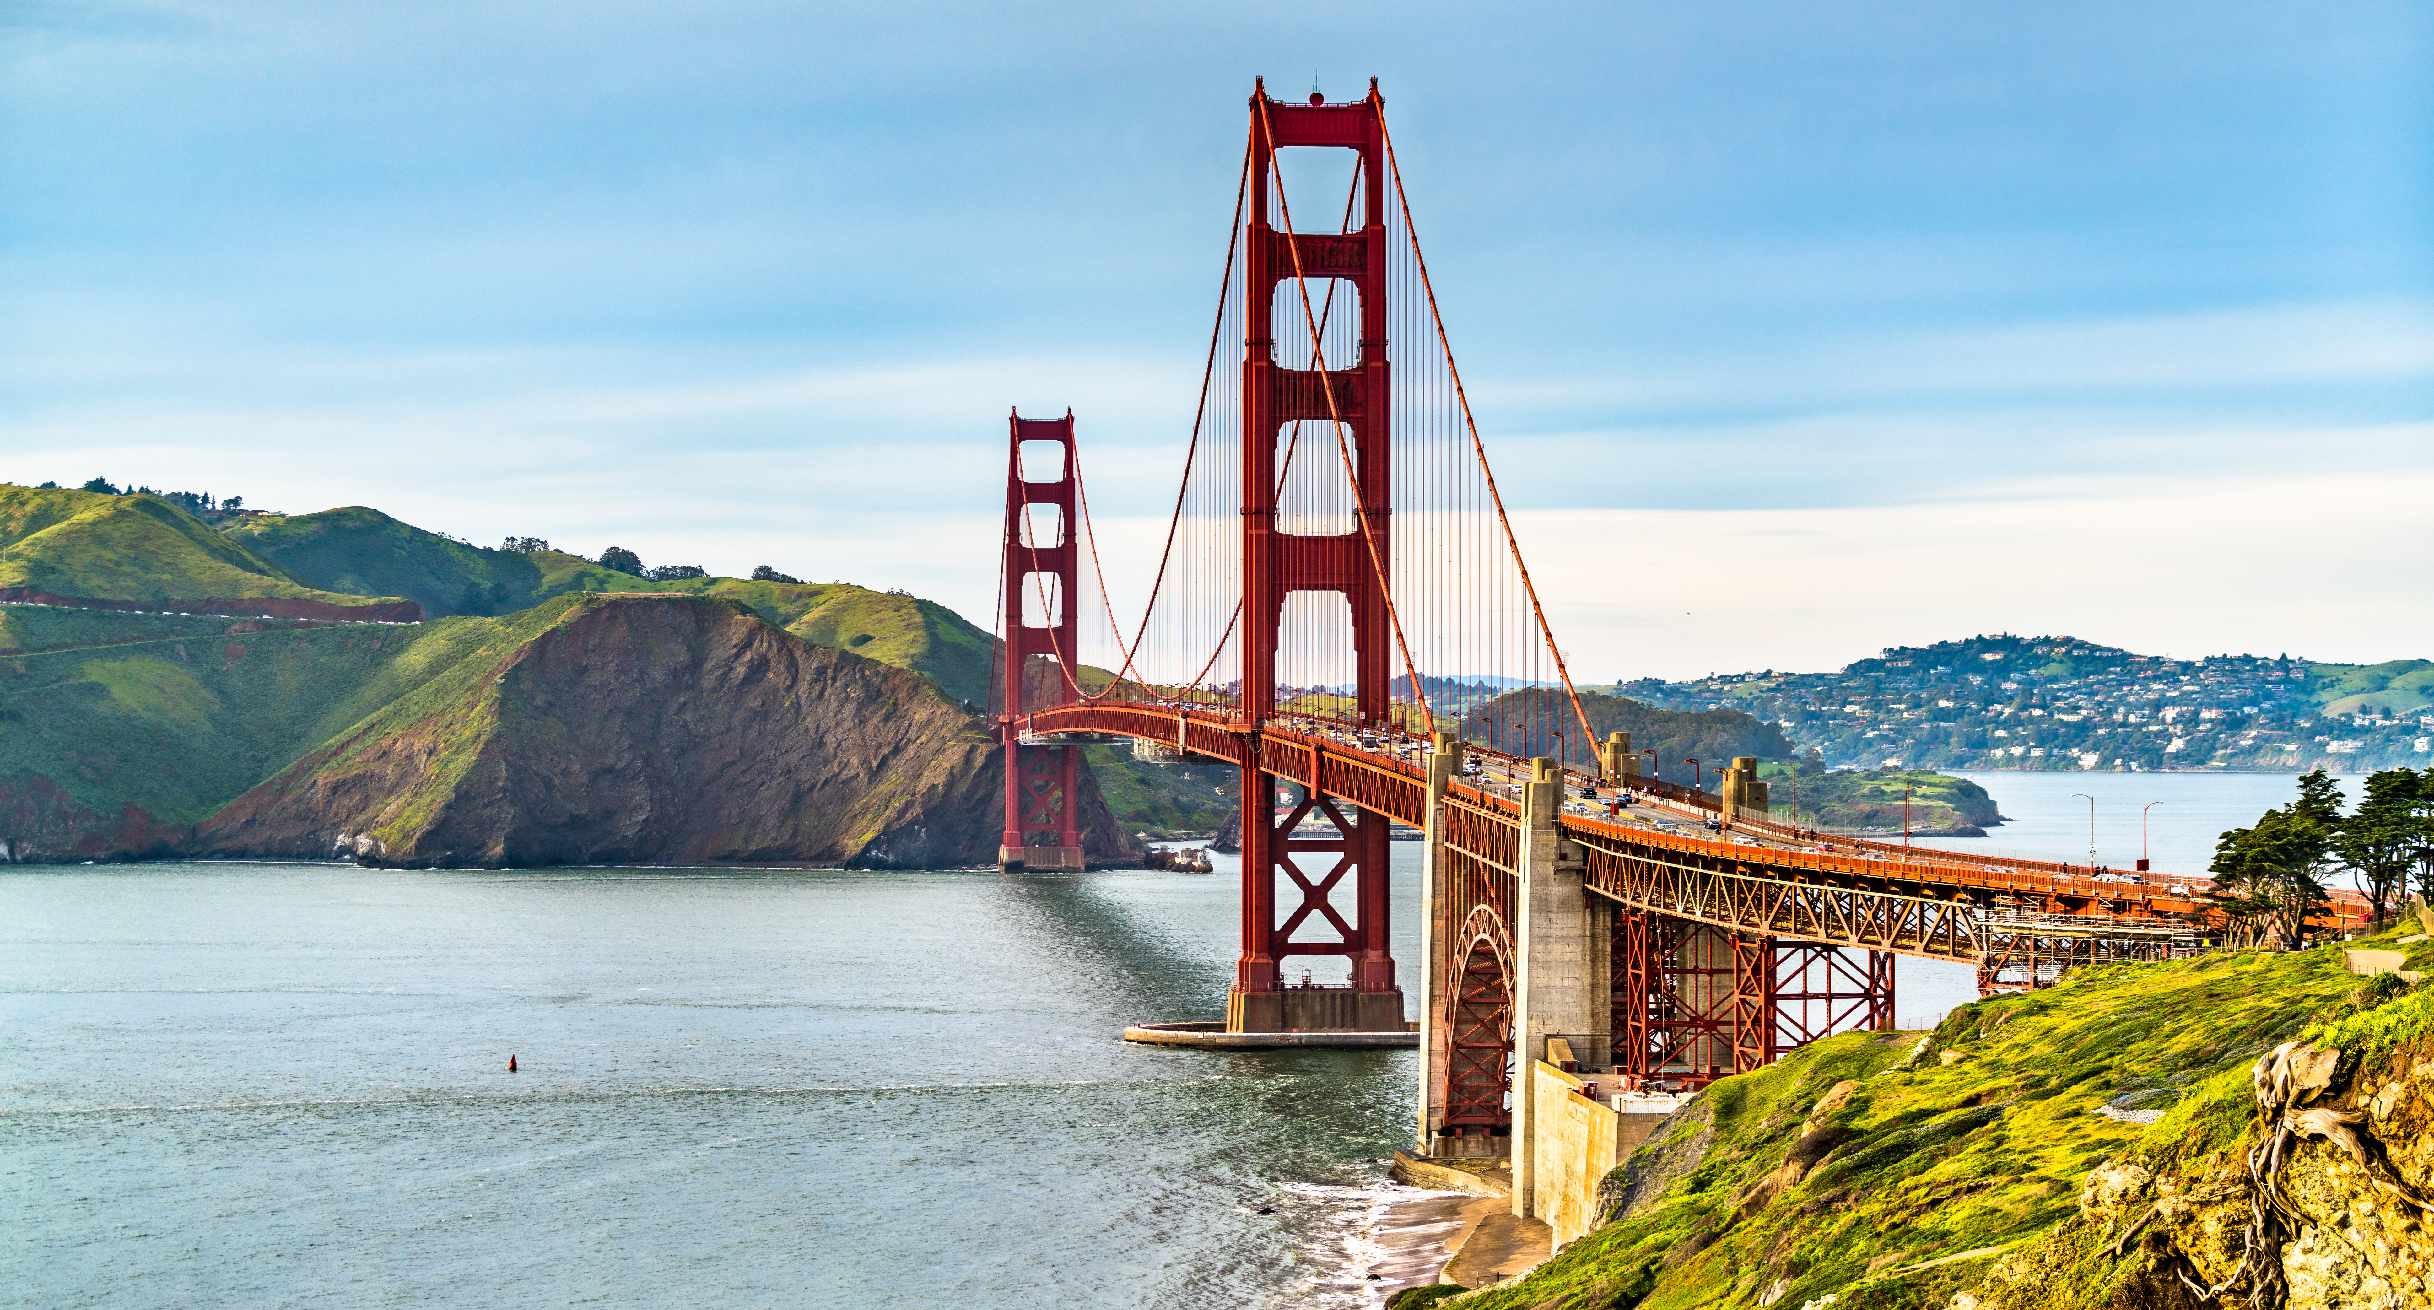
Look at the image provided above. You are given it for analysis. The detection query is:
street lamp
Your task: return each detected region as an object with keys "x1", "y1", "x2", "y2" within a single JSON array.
[
  {"x1": 1903, "y1": 777, "x2": 1915, "y2": 851},
  {"x1": 1640, "y1": 748, "x2": 1659, "y2": 781},
  {"x1": 2141, "y1": 801, "x2": 2162, "y2": 872},
  {"x1": 1685, "y1": 757, "x2": 1702, "y2": 791},
  {"x1": 2071, "y1": 792, "x2": 2098, "y2": 868}
]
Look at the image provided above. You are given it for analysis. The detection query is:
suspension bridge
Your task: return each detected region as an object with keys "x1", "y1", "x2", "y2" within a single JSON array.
[{"x1": 990, "y1": 80, "x2": 2207, "y2": 1185}]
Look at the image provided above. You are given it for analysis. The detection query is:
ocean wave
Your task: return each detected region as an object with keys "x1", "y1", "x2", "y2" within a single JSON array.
[{"x1": 1272, "y1": 1178, "x2": 1475, "y2": 1310}]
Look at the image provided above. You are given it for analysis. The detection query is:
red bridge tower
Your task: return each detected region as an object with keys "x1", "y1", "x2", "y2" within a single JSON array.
[
  {"x1": 998, "y1": 409, "x2": 1085, "y2": 872},
  {"x1": 1230, "y1": 81, "x2": 1404, "y2": 1034}
]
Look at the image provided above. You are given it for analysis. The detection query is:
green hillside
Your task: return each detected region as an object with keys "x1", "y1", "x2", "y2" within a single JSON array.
[
  {"x1": 1454, "y1": 928, "x2": 2434, "y2": 1310},
  {"x1": 0, "y1": 605, "x2": 240, "y2": 656},
  {"x1": 0, "y1": 485, "x2": 1209, "y2": 859},
  {"x1": 226, "y1": 506, "x2": 998, "y2": 705},
  {"x1": 226, "y1": 507, "x2": 648, "y2": 618},
  {"x1": 0, "y1": 486, "x2": 402, "y2": 613},
  {"x1": 0, "y1": 600, "x2": 581, "y2": 833},
  {"x1": 1758, "y1": 762, "x2": 2002, "y2": 833},
  {"x1": 2307, "y1": 658, "x2": 2434, "y2": 718},
  {"x1": 780, "y1": 586, "x2": 994, "y2": 709}
]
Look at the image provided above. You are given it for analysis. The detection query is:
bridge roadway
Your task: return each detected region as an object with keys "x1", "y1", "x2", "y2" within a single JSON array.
[{"x1": 1020, "y1": 702, "x2": 2207, "y2": 971}]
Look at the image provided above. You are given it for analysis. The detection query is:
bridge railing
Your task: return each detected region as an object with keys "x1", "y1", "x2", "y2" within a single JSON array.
[
  {"x1": 1560, "y1": 809, "x2": 2194, "y2": 916},
  {"x1": 1020, "y1": 703, "x2": 2221, "y2": 921},
  {"x1": 1731, "y1": 810, "x2": 2192, "y2": 885}
]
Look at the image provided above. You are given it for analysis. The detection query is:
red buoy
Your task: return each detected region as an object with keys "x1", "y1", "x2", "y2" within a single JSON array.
[{"x1": 507, "y1": 1054, "x2": 519, "y2": 1073}]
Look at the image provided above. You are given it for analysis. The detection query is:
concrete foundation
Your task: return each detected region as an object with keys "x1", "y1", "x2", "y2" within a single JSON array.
[
  {"x1": 1122, "y1": 1020, "x2": 1415, "y2": 1049},
  {"x1": 1226, "y1": 984, "x2": 1407, "y2": 1035},
  {"x1": 998, "y1": 844, "x2": 1085, "y2": 872},
  {"x1": 1527, "y1": 1061, "x2": 1685, "y2": 1247}
]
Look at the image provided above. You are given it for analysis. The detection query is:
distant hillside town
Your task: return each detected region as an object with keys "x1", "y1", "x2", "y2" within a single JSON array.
[{"x1": 1615, "y1": 634, "x2": 2434, "y2": 773}]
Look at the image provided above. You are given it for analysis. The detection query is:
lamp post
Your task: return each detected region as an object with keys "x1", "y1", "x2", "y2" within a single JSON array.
[
  {"x1": 2141, "y1": 801, "x2": 2162, "y2": 872},
  {"x1": 1685, "y1": 757, "x2": 1702, "y2": 791},
  {"x1": 1903, "y1": 777, "x2": 1914, "y2": 852},
  {"x1": 2072, "y1": 792, "x2": 2097, "y2": 868},
  {"x1": 1640, "y1": 748, "x2": 1659, "y2": 782}
]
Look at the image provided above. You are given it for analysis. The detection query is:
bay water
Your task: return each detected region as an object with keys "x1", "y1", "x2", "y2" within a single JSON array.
[{"x1": 0, "y1": 771, "x2": 2338, "y2": 1307}]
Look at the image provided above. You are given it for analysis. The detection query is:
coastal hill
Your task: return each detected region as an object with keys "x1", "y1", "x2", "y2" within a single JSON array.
[
  {"x1": 0, "y1": 484, "x2": 413, "y2": 620},
  {"x1": 226, "y1": 504, "x2": 996, "y2": 706},
  {"x1": 0, "y1": 484, "x2": 1138, "y2": 864},
  {"x1": 1459, "y1": 688, "x2": 1799, "y2": 770},
  {"x1": 194, "y1": 593, "x2": 1068, "y2": 866},
  {"x1": 1424, "y1": 926, "x2": 2434, "y2": 1309},
  {"x1": 1617, "y1": 634, "x2": 2434, "y2": 773},
  {"x1": 1462, "y1": 688, "x2": 2000, "y2": 834}
]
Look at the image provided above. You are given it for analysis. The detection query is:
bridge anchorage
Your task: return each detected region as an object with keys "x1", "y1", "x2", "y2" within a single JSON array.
[{"x1": 993, "y1": 77, "x2": 2217, "y2": 1216}]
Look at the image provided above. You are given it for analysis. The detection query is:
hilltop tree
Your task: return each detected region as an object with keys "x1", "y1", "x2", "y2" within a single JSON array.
[
  {"x1": 2211, "y1": 769, "x2": 2340, "y2": 948},
  {"x1": 598, "y1": 546, "x2": 642, "y2": 575},
  {"x1": 2406, "y1": 767, "x2": 2434, "y2": 912},
  {"x1": 501, "y1": 536, "x2": 551, "y2": 554},
  {"x1": 80, "y1": 476, "x2": 120, "y2": 494},
  {"x1": 2334, "y1": 768, "x2": 2431, "y2": 928},
  {"x1": 2294, "y1": 767, "x2": 2345, "y2": 828},
  {"x1": 750, "y1": 565, "x2": 802, "y2": 584},
  {"x1": 645, "y1": 563, "x2": 706, "y2": 581}
]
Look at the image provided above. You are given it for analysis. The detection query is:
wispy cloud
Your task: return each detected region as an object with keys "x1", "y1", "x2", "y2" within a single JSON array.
[{"x1": 5, "y1": 1, "x2": 2430, "y2": 673}]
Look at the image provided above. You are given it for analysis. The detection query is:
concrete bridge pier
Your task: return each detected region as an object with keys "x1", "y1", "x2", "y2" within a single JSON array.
[
  {"x1": 1508, "y1": 756, "x2": 1610, "y2": 1219},
  {"x1": 1414, "y1": 732, "x2": 1455, "y2": 1151}
]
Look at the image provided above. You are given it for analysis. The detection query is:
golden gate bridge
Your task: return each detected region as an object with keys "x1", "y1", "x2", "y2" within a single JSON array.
[{"x1": 989, "y1": 79, "x2": 2204, "y2": 1170}]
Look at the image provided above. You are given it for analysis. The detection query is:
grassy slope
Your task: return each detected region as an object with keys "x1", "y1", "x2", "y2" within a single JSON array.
[
  {"x1": 1081, "y1": 744, "x2": 1237, "y2": 836},
  {"x1": 779, "y1": 586, "x2": 994, "y2": 709},
  {"x1": 227, "y1": 507, "x2": 753, "y2": 618},
  {"x1": 2, "y1": 619, "x2": 438, "y2": 825},
  {"x1": 0, "y1": 597, "x2": 598, "y2": 829},
  {"x1": 2307, "y1": 658, "x2": 2434, "y2": 718},
  {"x1": 226, "y1": 506, "x2": 1003, "y2": 706},
  {"x1": 0, "y1": 606, "x2": 240, "y2": 655},
  {"x1": 0, "y1": 486, "x2": 398, "y2": 610},
  {"x1": 227, "y1": 507, "x2": 634, "y2": 618},
  {"x1": 1464, "y1": 932, "x2": 2434, "y2": 1310}
]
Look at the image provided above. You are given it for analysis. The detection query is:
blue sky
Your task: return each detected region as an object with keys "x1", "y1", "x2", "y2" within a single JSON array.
[{"x1": 5, "y1": 2, "x2": 2431, "y2": 678}]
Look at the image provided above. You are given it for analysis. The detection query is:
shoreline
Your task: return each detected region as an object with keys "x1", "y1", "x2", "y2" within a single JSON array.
[{"x1": 1346, "y1": 1187, "x2": 1483, "y2": 1305}]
